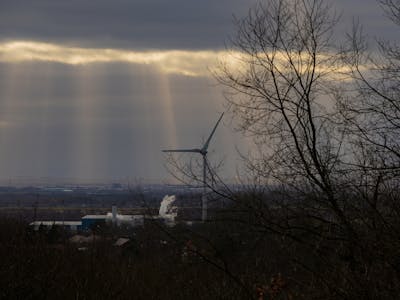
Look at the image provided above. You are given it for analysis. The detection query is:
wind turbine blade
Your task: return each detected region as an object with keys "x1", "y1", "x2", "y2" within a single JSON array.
[
  {"x1": 162, "y1": 149, "x2": 201, "y2": 153},
  {"x1": 202, "y1": 112, "x2": 224, "y2": 152}
]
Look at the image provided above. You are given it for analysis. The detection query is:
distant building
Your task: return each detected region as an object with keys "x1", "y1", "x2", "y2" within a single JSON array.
[
  {"x1": 81, "y1": 215, "x2": 107, "y2": 230},
  {"x1": 30, "y1": 221, "x2": 82, "y2": 231},
  {"x1": 31, "y1": 205, "x2": 145, "y2": 231}
]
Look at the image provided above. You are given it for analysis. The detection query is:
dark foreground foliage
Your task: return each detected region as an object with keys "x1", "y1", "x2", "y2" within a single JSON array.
[
  {"x1": 0, "y1": 213, "x2": 322, "y2": 300},
  {"x1": 0, "y1": 221, "x2": 220, "y2": 299},
  {"x1": 0, "y1": 217, "x2": 288, "y2": 300},
  {"x1": 1, "y1": 191, "x2": 399, "y2": 300}
]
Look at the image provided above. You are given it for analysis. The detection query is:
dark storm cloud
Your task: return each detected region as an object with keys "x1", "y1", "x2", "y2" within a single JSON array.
[
  {"x1": 0, "y1": 0, "x2": 397, "y2": 51},
  {"x1": 0, "y1": 0, "x2": 258, "y2": 50}
]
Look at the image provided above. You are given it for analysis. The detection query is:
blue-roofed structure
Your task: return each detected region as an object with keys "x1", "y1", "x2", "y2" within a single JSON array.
[
  {"x1": 30, "y1": 205, "x2": 145, "y2": 231},
  {"x1": 81, "y1": 215, "x2": 107, "y2": 230}
]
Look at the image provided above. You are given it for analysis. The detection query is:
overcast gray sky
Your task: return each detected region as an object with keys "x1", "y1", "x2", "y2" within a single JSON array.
[
  {"x1": 0, "y1": 0, "x2": 397, "y2": 185},
  {"x1": 0, "y1": 0, "x2": 258, "y2": 49}
]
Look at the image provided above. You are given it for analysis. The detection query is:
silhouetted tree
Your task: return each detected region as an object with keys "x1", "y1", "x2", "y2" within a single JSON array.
[{"x1": 213, "y1": 0, "x2": 400, "y2": 298}]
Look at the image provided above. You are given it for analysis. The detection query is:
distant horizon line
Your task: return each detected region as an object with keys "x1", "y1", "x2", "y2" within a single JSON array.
[{"x1": 0, "y1": 176, "x2": 241, "y2": 187}]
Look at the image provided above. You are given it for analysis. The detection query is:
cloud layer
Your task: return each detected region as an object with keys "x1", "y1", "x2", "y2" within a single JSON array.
[
  {"x1": 0, "y1": 40, "x2": 226, "y2": 76},
  {"x1": 0, "y1": 0, "x2": 397, "y2": 183},
  {"x1": 0, "y1": 0, "x2": 258, "y2": 50}
]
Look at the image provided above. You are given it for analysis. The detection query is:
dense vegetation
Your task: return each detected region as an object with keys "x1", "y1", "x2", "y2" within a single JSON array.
[
  {"x1": 2, "y1": 190, "x2": 399, "y2": 300},
  {"x1": 0, "y1": 217, "x2": 300, "y2": 300}
]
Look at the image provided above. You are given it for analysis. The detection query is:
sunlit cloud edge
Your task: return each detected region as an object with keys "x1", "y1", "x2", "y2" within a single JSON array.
[
  {"x1": 0, "y1": 40, "x2": 366, "y2": 80},
  {"x1": 0, "y1": 40, "x2": 225, "y2": 77}
]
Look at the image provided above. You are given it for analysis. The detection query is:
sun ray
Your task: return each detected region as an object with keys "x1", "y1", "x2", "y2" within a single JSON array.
[
  {"x1": 157, "y1": 73, "x2": 178, "y2": 150},
  {"x1": 72, "y1": 64, "x2": 99, "y2": 181}
]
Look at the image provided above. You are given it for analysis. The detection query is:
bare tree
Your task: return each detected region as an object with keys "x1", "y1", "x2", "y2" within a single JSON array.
[
  {"x1": 334, "y1": 2, "x2": 400, "y2": 292},
  {"x1": 213, "y1": 0, "x2": 400, "y2": 298},
  {"x1": 215, "y1": 0, "x2": 356, "y2": 234},
  {"x1": 159, "y1": 1, "x2": 400, "y2": 297},
  {"x1": 342, "y1": 0, "x2": 400, "y2": 172}
]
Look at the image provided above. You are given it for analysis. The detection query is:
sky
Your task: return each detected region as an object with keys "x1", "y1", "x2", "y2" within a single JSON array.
[{"x1": 0, "y1": 0, "x2": 397, "y2": 185}]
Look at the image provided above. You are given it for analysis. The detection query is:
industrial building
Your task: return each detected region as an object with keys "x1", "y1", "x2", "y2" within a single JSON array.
[
  {"x1": 30, "y1": 205, "x2": 144, "y2": 231},
  {"x1": 30, "y1": 195, "x2": 178, "y2": 231},
  {"x1": 30, "y1": 221, "x2": 82, "y2": 231}
]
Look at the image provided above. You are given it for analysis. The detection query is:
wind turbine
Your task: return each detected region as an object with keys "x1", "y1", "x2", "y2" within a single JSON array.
[{"x1": 162, "y1": 112, "x2": 224, "y2": 222}]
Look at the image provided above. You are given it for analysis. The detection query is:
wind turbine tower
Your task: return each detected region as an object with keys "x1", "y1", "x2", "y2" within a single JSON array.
[{"x1": 162, "y1": 112, "x2": 224, "y2": 222}]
